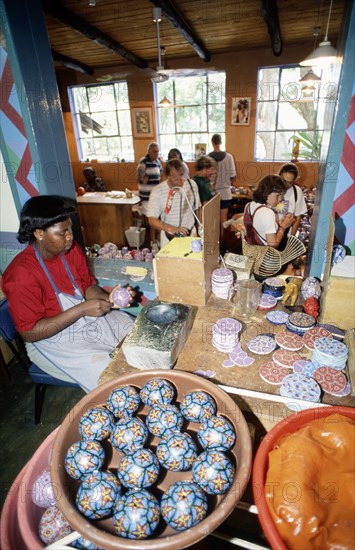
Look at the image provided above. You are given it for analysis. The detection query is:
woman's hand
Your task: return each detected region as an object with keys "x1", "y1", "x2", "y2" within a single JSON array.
[
  {"x1": 279, "y1": 213, "x2": 295, "y2": 229},
  {"x1": 109, "y1": 284, "x2": 136, "y2": 309},
  {"x1": 81, "y1": 298, "x2": 112, "y2": 317}
]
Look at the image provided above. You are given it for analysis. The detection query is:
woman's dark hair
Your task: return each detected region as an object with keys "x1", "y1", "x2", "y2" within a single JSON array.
[
  {"x1": 17, "y1": 195, "x2": 76, "y2": 243},
  {"x1": 279, "y1": 163, "x2": 299, "y2": 178},
  {"x1": 165, "y1": 158, "x2": 184, "y2": 176},
  {"x1": 195, "y1": 156, "x2": 216, "y2": 171},
  {"x1": 168, "y1": 148, "x2": 183, "y2": 161},
  {"x1": 253, "y1": 175, "x2": 285, "y2": 204}
]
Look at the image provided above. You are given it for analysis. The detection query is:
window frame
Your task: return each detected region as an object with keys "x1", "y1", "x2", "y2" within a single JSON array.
[
  {"x1": 255, "y1": 64, "x2": 325, "y2": 162},
  {"x1": 154, "y1": 72, "x2": 226, "y2": 161},
  {"x1": 68, "y1": 81, "x2": 134, "y2": 162}
]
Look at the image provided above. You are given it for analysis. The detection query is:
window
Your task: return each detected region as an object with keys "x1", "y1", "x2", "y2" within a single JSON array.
[
  {"x1": 155, "y1": 72, "x2": 226, "y2": 160},
  {"x1": 255, "y1": 65, "x2": 329, "y2": 161},
  {"x1": 68, "y1": 82, "x2": 134, "y2": 162}
]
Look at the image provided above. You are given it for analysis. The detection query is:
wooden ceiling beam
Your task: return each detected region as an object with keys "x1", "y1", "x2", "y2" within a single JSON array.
[
  {"x1": 260, "y1": 0, "x2": 283, "y2": 56},
  {"x1": 43, "y1": 1, "x2": 149, "y2": 69},
  {"x1": 150, "y1": 0, "x2": 211, "y2": 62},
  {"x1": 51, "y1": 50, "x2": 94, "y2": 75}
]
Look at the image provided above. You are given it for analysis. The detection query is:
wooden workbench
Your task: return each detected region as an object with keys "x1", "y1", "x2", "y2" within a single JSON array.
[
  {"x1": 99, "y1": 294, "x2": 355, "y2": 420},
  {"x1": 76, "y1": 192, "x2": 141, "y2": 247}
]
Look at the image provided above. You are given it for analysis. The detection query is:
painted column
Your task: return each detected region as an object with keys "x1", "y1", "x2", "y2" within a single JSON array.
[
  {"x1": 0, "y1": 0, "x2": 75, "y2": 207},
  {"x1": 308, "y1": 3, "x2": 355, "y2": 276}
]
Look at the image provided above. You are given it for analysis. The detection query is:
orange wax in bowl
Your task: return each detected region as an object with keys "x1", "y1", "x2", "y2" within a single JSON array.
[{"x1": 253, "y1": 407, "x2": 355, "y2": 550}]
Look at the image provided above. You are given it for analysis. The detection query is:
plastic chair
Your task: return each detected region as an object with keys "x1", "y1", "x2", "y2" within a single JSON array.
[{"x1": 0, "y1": 299, "x2": 79, "y2": 424}]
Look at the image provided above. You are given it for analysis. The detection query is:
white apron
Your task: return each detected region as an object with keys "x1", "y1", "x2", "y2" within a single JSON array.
[{"x1": 26, "y1": 246, "x2": 134, "y2": 392}]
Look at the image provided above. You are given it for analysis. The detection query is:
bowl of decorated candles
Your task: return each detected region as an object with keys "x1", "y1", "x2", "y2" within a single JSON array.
[{"x1": 51, "y1": 369, "x2": 253, "y2": 549}]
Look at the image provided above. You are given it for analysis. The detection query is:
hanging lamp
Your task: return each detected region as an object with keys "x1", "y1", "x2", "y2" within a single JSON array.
[{"x1": 300, "y1": 0, "x2": 338, "y2": 67}]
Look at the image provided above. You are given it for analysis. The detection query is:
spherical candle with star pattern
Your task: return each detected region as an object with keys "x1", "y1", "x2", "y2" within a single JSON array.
[
  {"x1": 161, "y1": 480, "x2": 208, "y2": 531},
  {"x1": 79, "y1": 406, "x2": 115, "y2": 441},
  {"x1": 106, "y1": 385, "x2": 140, "y2": 418},
  {"x1": 64, "y1": 440, "x2": 105, "y2": 480},
  {"x1": 145, "y1": 403, "x2": 183, "y2": 438},
  {"x1": 180, "y1": 391, "x2": 216, "y2": 422},
  {"x1": 192, "y1": 450, "x2": 235, "y2": 494},
  {"x1": 118, "y1": 448, "x2": 160, "y2": 488},
  {"x1": 156, "y1": 431, "x2": 198, "y2": 471},
  {"x1": 76, "y1": 470, "x2": 122, "y2": 519},
  {"x1": 197, "y1": 415, "x2": 236, "y2": 452},
  {"x1": 111, "y1": 417, "x2": 148, "y2": 454},
  {"x1": 113, "y1": 489, "x2": 160, "y2": 539},
  {"x1": 140, "y1": 378, "x2": 175, "y2": 406}
]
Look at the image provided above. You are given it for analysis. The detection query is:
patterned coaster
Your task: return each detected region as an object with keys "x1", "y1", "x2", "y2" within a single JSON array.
[
  {"x1": 313, "y1": 337, "x2": 348, "y2": 359},
  {"x1": 317, "y1": 323, "x2": 345, "y2": 340},
  {"x1": 303, "y1": 326, "x2": 333, "y2": 351},
  {"x1": 264, "y1": 277, "x2": 285, "y2": 288},
  {"x1": 258, "y1": 294, "x2": 278, "y2": 311},
  {"x1": 280, "y1": 373, "x2": 321, "y2": 402},
  {"x1": 292, "y1": 359, "x2": 319, "y2": 378},
  {"x1": 259, "y1": 362, "x2": 290, "y2": 385},
  {"x1": 247, "y1": 335, "x2": 276, "y2": 355},
  {"x1": 313, "y1": 366, "x2": 347, "y2": 394},
  {"x1": 273, "y1": 349, "x2": 302, "y2": 369},
  {"x1": 266, "y1": 310, "x2": 289, "y2": 325},
  {"x1": 326, "y1": 381, "x2": 351, "y2": 397},
  {"x1": 288, "y1": 312, "x2": 316, "y2": 329},
  {"x1": 275, "y1": 330, "x2": 304, "y2": 351}
]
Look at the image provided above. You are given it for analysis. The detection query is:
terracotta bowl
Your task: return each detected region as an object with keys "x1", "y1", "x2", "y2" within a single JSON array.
[
  {"x1": 51, "y1": 370, "x2": 253, "y2": 550},
  {"x1": 252, "y1": 406, "x2": 355, "y2": 550}
]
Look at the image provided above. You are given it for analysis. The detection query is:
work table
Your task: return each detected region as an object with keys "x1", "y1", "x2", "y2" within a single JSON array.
[
  {"x1": 99, "y1": 294, "x2": 354, "y2": 429},
  {"x1": 76, "y1": 191, "x2": 141, "y2": 247}
]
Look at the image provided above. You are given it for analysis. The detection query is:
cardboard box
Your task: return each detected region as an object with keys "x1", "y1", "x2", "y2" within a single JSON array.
[{"x1": 154, "y1": 195, "x2": 220, "y2": 306}]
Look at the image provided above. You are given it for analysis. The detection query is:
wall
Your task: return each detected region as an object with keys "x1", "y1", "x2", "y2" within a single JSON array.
[{"x1": 58, "y1": 42, "x2": 320, "y2": 190}]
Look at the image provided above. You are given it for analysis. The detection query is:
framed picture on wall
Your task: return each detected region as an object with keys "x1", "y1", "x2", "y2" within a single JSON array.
[
  {"x1": 131, "y1": 108, "x2": 154, "y2": 138},
  {"x1": 231, "y1": 97, "x2": 251, "y2": 125}
]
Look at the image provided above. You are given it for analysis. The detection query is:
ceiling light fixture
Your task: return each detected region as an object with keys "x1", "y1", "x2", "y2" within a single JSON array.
[
  {"x1": 300, "y1": 0, "x2": 338, "y2": 67},
  {"x1": 159, "y1": 96, "x2": 172, "y2": 107}
]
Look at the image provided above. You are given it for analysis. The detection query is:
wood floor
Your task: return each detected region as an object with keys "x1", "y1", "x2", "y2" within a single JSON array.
[{"x1": 0, "y1": 359, "x2": 84, "y2": 510}]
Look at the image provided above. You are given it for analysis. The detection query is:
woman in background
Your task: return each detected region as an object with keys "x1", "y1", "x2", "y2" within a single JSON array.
[
  {"x1": 192, "y1": 156, "x2": 217, "y2": 205},
  {"x1": 168, "y1": 148, "x2": 190, "y2": 179},
  {"x1": 1, "y1": 195, "x2": 134, "y2": 392}
]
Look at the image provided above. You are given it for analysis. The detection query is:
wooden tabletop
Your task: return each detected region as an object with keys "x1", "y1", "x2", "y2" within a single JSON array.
[
  {"x1": 76, "y1": 191, "x2": 140, "y2": 205},
  {"x1": 99, "y1": 294, "x2": 354, "y2": 409}
]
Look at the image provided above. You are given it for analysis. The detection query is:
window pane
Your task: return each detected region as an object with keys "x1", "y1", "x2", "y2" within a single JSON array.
[
  {"x1": 278, "y1": 102, "x2": 309, "y2": 130},
  {"x1": 155, "y1": 72, "x2": 226, "y2": 161},
  {"x1": 92, "y1": 112, "x2": 118, "y2": 135},
  {"x1": 118, "y1": 110, "x2": 133, "y2": 136},
  {"x1": 256, "y1": 65, "x2": 326, "y2": 161},
  {"x1": 88, "y1": 85, "x2": 115, "y2": 112},
  {"x1": 274, "y1": 131, "x2": 298, "y2": 161},
  {"x1": 256, "y1": 101, "x2": 277, "y2": 131},
  {"x1": 68, "y1": 82, "x2": 133, "y2": 162},
  {"x1": 158, "y1": 108, "x2": 175, "y2": 133},
  {"x1": 207, "y1": 73, "x2": 225, "y2": 103},
  {"x1": 208, "y1": 103, "x2": 225, "y2": 131},
  {"x1": 175, "y1": 76, "x2": 205, "y2": 105},
  {"x1": 258, "y1": 68, "x2": 280, "y2": 101},
  {"x1": 176, "y1": 106, "x2": 207, "y2": 132},
  {"x1": 255, "y1": 132, "x2": 275, "y2": 161}
]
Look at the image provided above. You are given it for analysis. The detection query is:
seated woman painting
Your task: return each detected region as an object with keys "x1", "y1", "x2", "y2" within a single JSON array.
[
  {"x1": 1, "y1": 195, "x2": 134, "y2": 393},
  {"x1": 243, "y1": 175, "x2": 295, "y2": 249}
]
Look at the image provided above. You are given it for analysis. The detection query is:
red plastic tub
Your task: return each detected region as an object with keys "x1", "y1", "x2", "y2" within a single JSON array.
[
  {"x1": 1, "y1": 428, "x2": 59, "y2": 550},
  {"x1": 252, "y1": 406, "x2": 355, "y2": 550}
]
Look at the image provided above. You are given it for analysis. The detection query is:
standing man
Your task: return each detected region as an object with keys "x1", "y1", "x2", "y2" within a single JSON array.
[
  {"x1": 208, "y1": 134, "x2": 236, "y2": 236},
  {"x1": 137, "y1": 142, "x2": 163, "y2": 249},
  {"x1": 278, "y1": 163, "x2": 307, "y2": 237}
]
